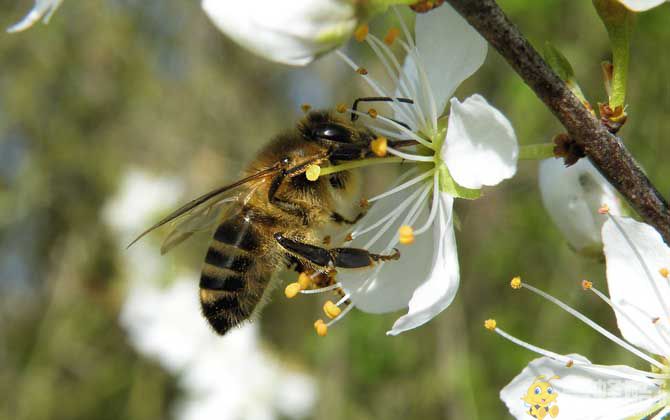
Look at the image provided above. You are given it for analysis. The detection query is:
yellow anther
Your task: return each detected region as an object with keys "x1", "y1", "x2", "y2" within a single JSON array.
[
  {"x1": 359, "y1": 198, "x2": 369, "y2": 208},
  {"x1": 398, "y1": 225, "x2": 415, "y2": 245},
  {"x1": 581, "y1": 280, "x2": 593, "y2": 290},
  {"x1": 566, "y1": 360, "x2": 574, "y2": 368},
  {"x1": 301, "y1": 103, "x2": 311, "y2": 113},
  {"x1": 367, "y1": 108, "x2": 378, "y2": 118},
  {"x1": 510, "y1": 276, "x2": 522, "y2": 289},
  {"x1": 598, "y1": 204, "x2": 610, "y2": 214},
  {"x1": 371, "y1": 136, "x2": 388, "y2": 157},
  {"x1": 336, "y1": 103, "x2": 347, "y2": 113},
  {"x1": 314, "y1": 319, "x2": 328, "y2": 336},
  {"x1": 384, "y1": 27, "x2": 400, "y2": 45},
  {"x1": 298, "y1": 272, "x2": 311, "y2": 290},
  {"x1": 323, "y1": 301, "x2": 342, "y2": 319},
  {"x1": 345, "y1": 233, "x2": 353, "y2": 242},
  {"x1": 306, "y1": 164, "x2": 321, "y2": 181},
  {"x1": 660, "y1": 268, "x2": 669, "y2": 278},
  {"x1": 284, "y1": 282, "x2": 301, "y2": 299},
  {"x1": 354, "y1": 24, "x2": 369, "y2": 42},
  {"x1": 653, "y1": 317, "x2": 661, "y2": 324},
  {"x1": 356, "y1": 67, "x2": 368, "y2": 75},
  {"x1": 484, "y1": 319, "x2": 497, "y2": 331}
]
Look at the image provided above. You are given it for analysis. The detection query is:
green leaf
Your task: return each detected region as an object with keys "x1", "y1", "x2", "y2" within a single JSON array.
[{"x1": 438, "y1": 166, "x2": 481, "y2": 200}]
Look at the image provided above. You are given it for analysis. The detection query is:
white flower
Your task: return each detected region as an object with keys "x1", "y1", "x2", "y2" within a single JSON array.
[
  {"x1": 201, "y1": 0, "x2": 363, "y2": 66},
  {"x1": 539, "y1": 158, "x2": 623, "y2": 255},
  {"x1": 292, "y1": 5, "x2": 517, "y2": 336},
  {"x1": 619, "y1": 0, "x2": 668, "y2": 11},
  {"x1": 490, "y1": 212, "x2": 670, "y2": 419},
  {"x1": 7, "y1": 0, "x2": 63, "y2": 33}
]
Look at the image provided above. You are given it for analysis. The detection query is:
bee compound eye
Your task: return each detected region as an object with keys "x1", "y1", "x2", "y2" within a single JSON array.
[
  {"x1": 281, "y1": 157, "x2": 290, "y2": 165},
  {"x1": 314, "y1": 124, "x2": 350, "y2": 142}
]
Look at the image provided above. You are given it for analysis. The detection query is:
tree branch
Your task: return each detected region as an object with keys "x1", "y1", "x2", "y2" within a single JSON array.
[{"x1": 445, "y1": 0, "x2": 670, "y2": 242}]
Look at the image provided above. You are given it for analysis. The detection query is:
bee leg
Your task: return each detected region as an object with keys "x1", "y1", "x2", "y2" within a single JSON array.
[
  {"x1": 274, "y1": 233, "x2": 400, "y2": 269},
  {"x1": 330, "y1": 139, "x2": 419, "y2": 161},
  {"x1": 350, "y1": 96, "x2": 414, "y2": 124}
]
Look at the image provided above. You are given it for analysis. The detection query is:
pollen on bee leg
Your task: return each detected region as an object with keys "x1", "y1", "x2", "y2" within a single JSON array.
[
  {"x1": 484, "y1": 319, "x2": 497, "y2": 331},
  {"x1": 323, "y1": 300, "x2": 342, "y2": 319},
  {"x1": 581, "y1": 280, "x2": 593, "y2": 290},
  {"x1": 306, "y1": 164, "x2": 321, "y2": 181},
  {"x1": 384, "y1": 27, "x2": 400, "y2": 45},
  {"x1": 336, "y1": 103, "x2": 348, "y2": 113},
  {"x1": 354, "y1": 24, "x2": 369, "y2": 42},
  {"x1": 398, "y1": 225, "x2": 414, "y2": 245},
  {"x1": 314, "y1": 319, "x2": 328, "y2": 336},
  {"x1": 598, "y1": 204, "x2": 610, "y2": 214},
  {"x1": 510, "y1": 276, "x2": 522, "y2": 289},
  {"x1": 298, "y1": 272, "x2": 312, "y2": 290},
  {"x1": 371, "y1": 136, "x2": 388, "y2": 157},
  {"x1": 284, "y1": 283, "x2": 301, "y2": 299},
  {"x1": 660, "y1": 268, "x2": 669, "y2": 278},
  {"x1": 301, "y1": 103, "x2": 311, "y2": 113}
]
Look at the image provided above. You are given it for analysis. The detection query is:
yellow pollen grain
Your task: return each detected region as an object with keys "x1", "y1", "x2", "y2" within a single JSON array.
[
  {"x1": 323, "y1": 301, "x2": 342, "y2": 319},
  {"x1": 356, "y1": 67, "x2": 368, "y2": 75},
  {"x1": 367, "y1": 108, "x2": 378, "y2": 118},
  {"x1": 581, "y1": 280, "x2": 593, "y2": 290},
  {"x1": 484, "y1": 319, "x2": 497, "y2": 331},
  {"x1": 284, "y1": 282, "x2": 301, "y2": 299},
  {"x1": 336, "y1": 103, "x2": 347, "y2": 113},
  {"x1": 398, "y1": 225, "x2": 414, "y2": 245},
  {"x1": 306, "y1": 164, "x2": 321, "y2": 181},
  {"x1": 598, "y1": 204, "x2": 610, "y2": 214},
  {"x1": 384, "y1": 27, "x2": 400, "y2": 45},
  {"x1": 354, "y1": 24, "x2": 369, "y2": 42},
  {"x1": 298, "y1": 272, "x2": 311, "y2": 290},
  {"x1": 510, "y1": 276, "x2": 522, "y2": 289},
  {"x1": 371, "y1": 137, "x2": 388, "y2": 157},
  {"x1": 301, "y1": 103, "x2": 311, "y2": 113},
  {"x1": 314, "y1": 319, "x2": 328, "y2": 336},
  {"x1": 660, "y1": 268, "x2": 669, "y2": 278}
]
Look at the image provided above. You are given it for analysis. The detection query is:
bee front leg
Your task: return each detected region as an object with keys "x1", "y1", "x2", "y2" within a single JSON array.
[{"x1": 274, "y1": 233, "x2": 399, "y2": 269}]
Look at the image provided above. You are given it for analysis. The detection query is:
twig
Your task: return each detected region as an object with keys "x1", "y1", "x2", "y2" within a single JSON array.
[{"x1": 445, "y1": 0, "x2": 670, "y2": 243}]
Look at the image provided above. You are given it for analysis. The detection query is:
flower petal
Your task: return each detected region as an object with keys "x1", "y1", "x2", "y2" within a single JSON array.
[
  {"x1": 415, "y1": 4, "x2": 487, "y2": 114},
  {"x1": 387, "y1": 193, "x2": 458, "y2": 335},
  {"x1": 7, "y1": 0, "x2": 63, "y2": 33},
  {"x1": 539, "y1": 158, "x2": 622, "y2": 254},
  {"x1": 443, "y1": 94, "x2": 518, "y2": 189},
  {"x1": 339, "y1": 181, "x2": 435, "y2": 313},
  {"x1": 618, "y1": 0, "x2": 667, "y2": 11},
  {"x1": 501, "y1": 355, "x2": 665, "y2": 420},
  {"x1": 201, "y1": 0, "x2": 357, "y2": 65},
  {"x1": 603, "y1": 216, "x2": 670, "y2": 357}
]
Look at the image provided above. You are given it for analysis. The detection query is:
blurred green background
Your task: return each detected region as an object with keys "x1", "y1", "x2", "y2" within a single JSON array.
[{"x1": 1, "y1": 1, "x2": 670, "y2": 419}]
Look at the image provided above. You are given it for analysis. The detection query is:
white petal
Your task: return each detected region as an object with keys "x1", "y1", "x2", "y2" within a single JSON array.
[
  {"x1": 619, "y1": 0, "x2": 667, "y2": 11},
  {"x1": 501, "y1": 355, "x2": 665, "y2": 420},
  {"x1": 201, "y1": 0, "x2": 357, "y2": 65},
  {"x1": 415, "y1": 4, "x2": 487, "y2": 113},
  {"x1": 7, "y1": 0, "x2": 63, "y2": 33},
  {"x1": 339, "y1": 181, "x2": 435, "y2": 313},
  {"x1": 443, "y1": 94, "x2": 518, "y2": 189},
  {"x1": 539, "y1": 158, "x2": 623, "y2": 253},
  {"x1": 387, "y1": 193, "x2": 458, "y2": 335},
  {"x1": 603, "y1": 216, "x2": 670, "y2": 357}
]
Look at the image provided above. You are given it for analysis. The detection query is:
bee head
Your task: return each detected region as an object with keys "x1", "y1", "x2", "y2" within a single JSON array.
[{"x1": 301, "y1": 111, "x2": 373, "y2": 145}]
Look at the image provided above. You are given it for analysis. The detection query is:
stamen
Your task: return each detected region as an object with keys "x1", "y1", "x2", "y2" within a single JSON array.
[
  {"x1": 335, "y1": 51, "x2": 394, "y2": 105},
  {"x1": 298, "y1": 272, "x2": 312, "y2": 290},
  {"x1": 356, "y1": 67, "x2": 369, "y2": 75},
  {"x1": 364, "y1": 184, "x2": 427, "y2": 249},
  {"x1": 582, "y1": 280, "x2": 593, "y2": 290},
  {"x1": 608, "y1": 214, "x2": 670, "y2": 321},
  {"x1": 384, "y1": 27, "x2": 400, "y2": 45},
  {"x1": 660, "y1": 267, "x2": 669, "y2": 278},
  {"x1": 323, "y1": 301, "x2": 342, "y2": 319},
  {"x1": 354, "y1": 24, "x2": 369, "y2": 42},
  {"x1": 598, "y1": 204, "x2": 610, "y2": 214},
  {"x1": 367, "y1": 168, "x2": 435, "y2": 203},
  {"x1": 317, "y1": 156, "x2": 403, "y2": 177},
  {"x1": 301, "y1": 103, "x2": 311, "y2": 113},
  {"x1": 284, "y1": 283, "x2": 301, "y2": 299},
  {"x1": 300, "y1": 283, "x2": 342, "y2": 294},
  {"x1": 325, "y1": 302, "x2": 354, "y2": 327},
  {"x1": 314, "y1": 319, "x2": 328, "y2": 336},
  {"x1": 386, "y1": 146, "x2": 434, "y2": 162},
  {"x1": 351, "y1": 192, "x2": 415, "y2": 238},
  {"x1": 399, "y1": 225, "x2": 415, "y2": 245},
  {"x1": 351, "y1": 108, "x2": 434, "y2": 150},
  {"x1": 392, "y1": 6, "x2": 415, "y2": 49},
  {"x1": 510, "y1": 276, "x2": 522, "y2": 289},
  {"x1": 412, "y1": 173, "x2": 440, "y2": 236},
  {"x1": 484, "y1": 319, "x2": 497, "y2": 330},
  {"x1": 371, "y1": 137, "x2": 388, "y2": 157},
  {"x1": 521, "y1": 281, "x2": 666, "y2": 370},
  {"x1": 367, "y1": 108, "x2": 378, "y2": 118},
  {"x1": 306, "y1": 164, "x2": 321, "y2": 181}
]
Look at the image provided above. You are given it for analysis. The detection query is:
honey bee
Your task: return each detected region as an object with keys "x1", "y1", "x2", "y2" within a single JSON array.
[{"x1": 130, "y1": 103, "x2": 417, "y2": 335}]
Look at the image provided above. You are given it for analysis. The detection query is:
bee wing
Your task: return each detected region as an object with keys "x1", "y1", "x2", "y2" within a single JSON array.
[{"x1": 127, "y1": 164, "x2": 280, "y2": 249}]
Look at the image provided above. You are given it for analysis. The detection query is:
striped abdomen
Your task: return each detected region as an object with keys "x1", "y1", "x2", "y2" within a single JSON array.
[{"x1": 199, "y1": 211, "x2": 269, "y2": 335}]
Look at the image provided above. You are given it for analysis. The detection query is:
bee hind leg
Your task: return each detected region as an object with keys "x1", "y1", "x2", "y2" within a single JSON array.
[{"x1": 274, "y1": 233, "x2": 399, "y2": 269}]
